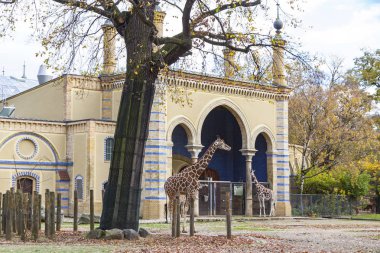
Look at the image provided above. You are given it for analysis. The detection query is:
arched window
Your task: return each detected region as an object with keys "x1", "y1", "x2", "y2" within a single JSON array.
[
  {"x1": 75, "y1": 175, "x2": 84, "y2": 200},
  {"x1": 104, "y1": 137, "x2": 114, "y2": 161}
]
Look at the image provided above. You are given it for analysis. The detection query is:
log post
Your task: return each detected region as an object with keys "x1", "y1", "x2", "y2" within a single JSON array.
[
  {"x1": 16, "y1": 191, "x2": 22, "y2": 236},
  {"x1": 20, "y1": 193, "x2": 26, "y2": 241},
  {"x1": 175, "y1": 194, "x2": 180, "y2": 238},
  {"x1": 226, "y1": 191, "x2": 232, "y2": 239},
  {"x1": 190, "y1": 196, "x2": 195, "y2": 236},
  {"x1": 27, "y1": 193, "x2": 32, "y2": 230},
  {"x1": 49, "y1": 192, "x2": 55, "y2": 238},
  {"x1": 56, "y1": 193, "x2": 61, "y2": 232},
  {"x1": 32, "y1": 191, "x2": 39, "y2": 241},
  {"x1": 90, "y1": 189, "x2": 94, "y2": 231},
  {"x1": 171, "y1": 198, "x2": 177, "y2": 238},
  {"x1": 11, "y1": 188, "x2": 15, "y2": 233},
  {"x1": 5, "y1": 191, "x2": 12, "y2": 240},
  {"x1": 23, "y1": 193, "x2": 29, "y2": 233},
  {"x1": 2, "y1": 193, "x2": 6, "y2": 234},
  {"x1": 0, "y1": 192, "x2": 2, "y2": 236},
  {"x1": 38, "y1": 194, "x2": 42, "y2": 230},
  {"x1": 74, "y1": 190, "x2": 78, "y2": 232},
  {"x1": 45, "y1": 189, "x2": 50, "y2": 237}
]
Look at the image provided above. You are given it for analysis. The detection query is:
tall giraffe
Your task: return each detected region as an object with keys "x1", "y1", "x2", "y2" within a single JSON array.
[
  {"x1": 164, "y1": 136, "x2": 231, "y2": 232},
  {"x1": 251, "y1": 169, "x2": 275, "y2": 217}
]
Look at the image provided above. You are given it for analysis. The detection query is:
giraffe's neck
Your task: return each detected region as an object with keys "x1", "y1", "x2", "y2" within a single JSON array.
[{"x1": 196, "y1": 143, "x2": 217, "y2": 177}]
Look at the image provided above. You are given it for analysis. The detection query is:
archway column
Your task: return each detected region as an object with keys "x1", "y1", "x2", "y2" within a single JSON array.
[
  {"x1": 185, "y1": 144, "x2": 204, "y2": 216},
  {"x1": 240, "y1": 149, "x2": 257, "y2": 216}
]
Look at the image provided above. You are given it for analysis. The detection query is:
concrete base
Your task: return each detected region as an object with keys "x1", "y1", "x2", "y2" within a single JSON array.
[{"x1": 276, "y1": 201, "x2": 292, "y2": 216}]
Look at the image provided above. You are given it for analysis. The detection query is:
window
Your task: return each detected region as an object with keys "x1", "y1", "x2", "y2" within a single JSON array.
[
  {"x1": 104, "y1": 137, "x2": 114, "y2": 161},
  {"x1": 75, "y1": 175, "x2": 84, "y2": 200}
]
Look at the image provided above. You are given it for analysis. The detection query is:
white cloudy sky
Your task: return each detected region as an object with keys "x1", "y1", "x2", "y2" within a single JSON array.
[{"x1": 0, "y1": 0, "x2": 379, "y2": 79}]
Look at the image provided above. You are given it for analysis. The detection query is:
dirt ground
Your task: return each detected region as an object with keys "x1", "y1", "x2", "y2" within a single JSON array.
[{"x1": 0, "y1": 218, "x2": 379, "y2": 253}]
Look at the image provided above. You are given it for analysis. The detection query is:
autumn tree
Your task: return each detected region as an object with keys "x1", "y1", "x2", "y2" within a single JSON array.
[
  {"x1": 1, "y1": 0, "x2": 304, "y2": 230},
  {"x1": 288, "y1": 67, "x2": 374, "y2": 195}
]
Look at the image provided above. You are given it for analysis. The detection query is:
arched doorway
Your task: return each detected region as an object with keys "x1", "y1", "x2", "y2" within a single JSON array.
[
  {"x1": 17, "y1": 177, "x2": 34, "y2": 195},
  {"x1": 252, "y1": 133, "x2": 270, "y2": 215},
  {"x1": 171, "y1": 124, "x2": 192, "y2": 175},
  {"x1": 200, "y1": 106, "x2": 245, "y2": 215}
]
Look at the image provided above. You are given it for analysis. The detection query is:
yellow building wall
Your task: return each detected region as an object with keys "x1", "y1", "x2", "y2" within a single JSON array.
[
  {"x1": 72, "y1": 132, "x2": 87, "y2": 213},
  {"x1": 71, "y1": 89, "x2": 102, "y2": 120},
  {"x1": 112, "y1": 89, "x2": 122, "y2": 120},
  {"x1": 6, "y1": 78, "x2": 66, "y2": 121}
]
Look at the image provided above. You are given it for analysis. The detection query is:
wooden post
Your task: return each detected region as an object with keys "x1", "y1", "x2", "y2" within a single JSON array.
[
  {"x1": 20, "y1": 192, "x2": 26, "y2": 241},
  {"x1": 190, "y1": 197, "x2": 195, "y2": 236},
  {"x1": 0, "y1": 192, "x2": 2, "y2": 236},
  {"x1": 16, "y1": 191, "x2": 22, "y2": 236},
  {"x1": 5, "y1": 191, "x2": 12, "y2": 240},
  {"x1": 27, "y1": 193, "x2": 32, "y2": 230},
  {"x1": 226, "y1": 191, "x2": 232, "y2": 239},
  {"x1": 10, "y1": 188, "x2": 15, "y2": 233},
  {"x1": 56, "y1": 193, "x2": 61, "y2": 231},
  {"x1": 23, "y1": 193, "x2": 29, "y2": 233},
  {"x1": 171, "y1": 198, "x2": 176, "y2": 238},
  {"x1": 176, "y1": 194, "x2": 180, "y2": 238},
  {"x1": 38, "y1": 194, "x2": 42, "y2": 230},
  {"x1": 90, "y1": 189, "x2": 94, "y2": 231},
  {"x1": 45, "y1": 189, "x2": 50, "y2": 237},
  {"x1": 74, "y1": 190, "x2": 78, "y2": 232},
  {"x1": 49, "y1": 192, "x2": 55, "y2": 238},
  {"x1": 32, "y1": 191, "x2": 39, "y2": 241},
  {"x1": 2, "y1": 193, "x2": 6, "y2": 234}
]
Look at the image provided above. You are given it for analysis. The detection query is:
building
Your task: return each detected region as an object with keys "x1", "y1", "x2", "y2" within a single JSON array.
[{"x1": 0, "y1": 9, "x2": 292, "y2": 219}]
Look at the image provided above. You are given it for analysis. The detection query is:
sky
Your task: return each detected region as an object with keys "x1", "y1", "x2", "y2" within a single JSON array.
[{"x1": 0, "y1": 0, "x2": 379, "y2": 79}]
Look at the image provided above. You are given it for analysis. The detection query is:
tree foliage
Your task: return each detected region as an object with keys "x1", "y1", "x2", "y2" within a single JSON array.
[{"x1": 288, "y1": 60, "x2": 375, "y2": 194}]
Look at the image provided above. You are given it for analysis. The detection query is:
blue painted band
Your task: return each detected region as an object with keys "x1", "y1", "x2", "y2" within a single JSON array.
[
  {"x1": 145, "y1": 179, "x2": 166, "y2": 182},
  {"x1": 145, "y1": 145, "x2": 170, "y2": 149},
  {"x1": 61, "y1": 197, "x2": 69, "y2": 201},
  {"x1": 151, "y1": 111, "x2": 165, "y2": 115},
  {"x1": 147, "y1": 138, "x2": 166, "y2": 141},
  {"x1": 102, "y1": 98, "x2": 112, "y2": 101},
  {"x1": 277, "y1": 175, "x2": 289, "y2": 178},
  {"x1": 277, "y1": 168, "x2": 289, "y2": 171},
  {"x1": 145, "y1": 170, "x2": 167, "y2": 173},
  {"x1": 277, "y1": 183, "x2": 289, "y2": 186},
  {"x1": 276, "y1": 154, "x2": 289, "y2": 157},
  {"x1": 149, "y1": 120, "x2": 165, "y2": 123},
  {"x1": 61, "y1": 206, "x2": 69, "y2": 209},
  {"x1": 149, "y1": 130, "x2": 165, "y2": 132},
  {"x1": 145, "y1": 161, "x2": 166, "y2": 165},
  {"x1": 145, "y1": 152, "x2": 167, "y2": 156},
  {"x1": 0, "y1": 160, "x2": 73, "y2": 166},
  {"x1": 277, "y1": 191, "x2": 289, "y2": 194},
  {"x1": 277, "y1": 160, "x2": 289, "y2": 163},
  {"x1": 0, "y1": 167, "x2": 68, "y2": 171},
  {"x1": 57, "y1": 188, "x2": 70, "y2": 192},
  {"x1": 145, "y1": 196, "x2": 166, "y2": 200},
  {"x1": 56, "y1": 180, "x2": 70, "y2": 183},
  {"x1": 145, "y1": 188, "x2": 165, "y2": 191},
  {"x1": 277, "y1": 199, "x2": 290, "y2": 202}
]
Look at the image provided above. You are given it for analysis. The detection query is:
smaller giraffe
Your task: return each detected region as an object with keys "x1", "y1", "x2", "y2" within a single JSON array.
[
  {"x1": 251, "y1": 169, "x2": 275, "y2": 217},
  {"x1": 164, "y1": 136, "x2": 231, "y2": 232}
]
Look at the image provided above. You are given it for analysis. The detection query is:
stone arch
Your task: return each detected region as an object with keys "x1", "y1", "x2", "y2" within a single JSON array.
[
  {"x1": 196, "y1": 98, "x2": 250, "y2": 149},
  {"x1": 251, "y1": 125, "x2": 276, "y2": 152},
  {"x1": 12, "y1": 171, "x2": 40, "y2": 193},
  {"x1": 0, "y1": 132, "x2": 60, "y2": 162},
  {"x1": 166, "y1": 116, "x2": 197, "y2": 145}
]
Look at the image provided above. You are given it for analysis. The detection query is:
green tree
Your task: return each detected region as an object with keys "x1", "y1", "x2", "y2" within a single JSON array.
[
  {"x1": 1, "y1": 0, "x2": 303, "y2": 230},
  {"x1": 352, "y1": 49, "x2": 380, "y2": 101}
]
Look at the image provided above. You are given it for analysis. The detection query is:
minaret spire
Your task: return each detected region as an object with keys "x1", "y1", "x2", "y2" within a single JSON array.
[
  {"x1": 22, "y1": 61, "x2": 27, "y2": 79},
  {"x1": 272, "y1": 1, "x2": 286, "y2": 86}
]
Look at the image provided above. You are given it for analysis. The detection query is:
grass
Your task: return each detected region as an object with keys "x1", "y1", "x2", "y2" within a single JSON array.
[{"x1": 351, "y1": 214, "x2": 380, "y2": 220}]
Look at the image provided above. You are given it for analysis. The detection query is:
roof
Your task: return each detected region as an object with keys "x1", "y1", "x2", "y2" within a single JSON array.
[{"x1": 0, "y1": 76, "x2": 39, "y2": 100}]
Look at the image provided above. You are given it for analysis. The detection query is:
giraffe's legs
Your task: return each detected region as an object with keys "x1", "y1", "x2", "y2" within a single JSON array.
[
  {"x1": 263, "y1": 198, "x2": 266, "y2": 217},
  {"x1": 259, "y1": 197, "x2": 262, "y2": 217}
]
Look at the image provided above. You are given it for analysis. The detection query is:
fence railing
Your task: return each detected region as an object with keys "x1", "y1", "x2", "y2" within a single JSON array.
[{"x1": 290, "y1": 194, "x2": 361, "y2": 217}]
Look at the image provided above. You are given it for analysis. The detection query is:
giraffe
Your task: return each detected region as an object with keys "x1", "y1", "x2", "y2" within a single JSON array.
[
  {"x1": 251, "y1": 169, "x2": 275, "y2": 217},
  {"x1": 164, "y1": 136, "x2": 231, "y2": 232}
]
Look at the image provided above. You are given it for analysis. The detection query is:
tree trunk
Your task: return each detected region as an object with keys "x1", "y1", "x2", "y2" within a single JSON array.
[{"x1": 100, "y1": 8, "x2": 158, "y2": 230}]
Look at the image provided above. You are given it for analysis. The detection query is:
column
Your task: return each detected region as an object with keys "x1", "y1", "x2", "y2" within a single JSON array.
[
  {"x1": 141, "y1": 81, "x2": 168, "y2": 219},
  {"x1": 275, "y1": 98, "x2": 291, "y2": 216},
  {"x1": 240, "y1": 149, "x2": 257, "y2": 216},
  {"x1": 185, "y1": 144, "x2": 204, "y2": 216}
]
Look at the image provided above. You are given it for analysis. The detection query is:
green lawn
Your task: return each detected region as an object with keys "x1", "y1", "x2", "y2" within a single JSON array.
[{"x1": 352, "y1": 214, "x2": 380, "y2": 220}]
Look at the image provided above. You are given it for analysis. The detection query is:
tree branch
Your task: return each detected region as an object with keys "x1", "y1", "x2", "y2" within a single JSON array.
[{"x1": 52, "y1": 0, "x2": 112, "y2": 18}]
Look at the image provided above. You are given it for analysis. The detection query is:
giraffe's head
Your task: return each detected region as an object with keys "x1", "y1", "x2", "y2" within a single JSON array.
[
  {"x1": 214, "y1": 136, "x2": 231, "y2": 151},
  {"x1": 251, "y1": 169, "x2": 259, "y2": 183}
]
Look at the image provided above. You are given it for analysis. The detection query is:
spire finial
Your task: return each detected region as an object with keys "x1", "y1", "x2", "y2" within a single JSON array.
[
  {"x1": 22, "y1": 61, "x2": 27, "y2": 79},
  {"x1": 273, "y1": 1, "x2": 283, "y2": 32}
]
